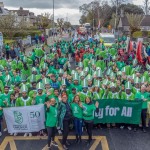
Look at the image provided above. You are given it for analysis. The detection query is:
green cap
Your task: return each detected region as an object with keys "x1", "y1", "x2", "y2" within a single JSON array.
[
  {"x1": 146, "y1": 63, "x2": 150, "y2": 70},
  {"x1": 110, "y1": 82, "x2": 116, "y2": 88},
  {"x1": 32, "y1": 67, "x2": 37, "y2": 72},
  {"x1": 96, "y1": 69, "x2": 103, "y2": 78},
  {"x1": 21, "y1": 74, "x2": 27, "y2": 82},
  {"x1": 71, "y1": 70, "x2": 76, "y2": 75},
  {"x1": 80, "y1": 71, "x2": 85, "y2": 77},
  {"x1": 5, "y1": 75, "x2": 11, "y2": 82},
  {"x1": 0, "y1": 65, "x2": 4, "y2": 71},
  {"x1": 94, "y1": 80, "x2": 100, "y2": 87},
  {"x1": 141, "y1": 76, "x2": 146, "y2": 83},
  {"x1": 110, "y1": 72, "x2": 116, "y2": 78},
  {"x1": 59, "y1": 69, "x2": 64, "y2": 74},
  {"x1": 103, "y1": 79, "x2": 109, "y2": 85},
  {"x1": 106, "y1": 68, "x2": 111, "y2": 75},
  {"x1": 117, "y1": 71, "x2": 122, "y2": 76},
  {"x1": 84, "y1": 67, "x2": 89, "y2": 72},
  {"x1": 121, "y1": 67, "x2": 126, "y2": 73}
]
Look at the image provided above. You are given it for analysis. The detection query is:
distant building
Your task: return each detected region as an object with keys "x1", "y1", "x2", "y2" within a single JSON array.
[
  {"x1": 0, "y1": 2, "x2": 9, "y2": 16},
  {"x1": 118, "y1": 15, "x2": 150, "y2": 34},
  {"x1": 10, "y1": 7, "x2": 36, "y2": 27}
]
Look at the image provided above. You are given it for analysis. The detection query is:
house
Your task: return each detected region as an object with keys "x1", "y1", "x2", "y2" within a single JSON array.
[
  {"x1": 0, "y1": 2, "x2": 9, "y2": 16},
  {"x1": 10, "y1": 7, "x2": 36, "y2": 27},
  {"x1": 118, "y1": 15, "x2": 150, "y2": 34}
]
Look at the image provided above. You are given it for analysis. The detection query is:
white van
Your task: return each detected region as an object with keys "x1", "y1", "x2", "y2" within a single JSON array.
[{"x1": 99, "y1": 33, "x2": 115, "y2": 47}]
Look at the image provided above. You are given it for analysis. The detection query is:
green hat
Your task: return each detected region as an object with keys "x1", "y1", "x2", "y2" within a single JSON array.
[
  {"x1": 30, "y1": 74, "x2": 36, "y2": 83},
  {"x1": 21, "y1": 74, "x2": 27, "y2": 82},
  {"x1": 110, "y1": 82, "x2": 116, "y2": 88},
  {"x1": 5, "y1": 75, "x2": 11, "y2": 82},
  {"x1": 131, "y1": 74, "x2": 136, "y2": 80},
  {"x1": 62, "y1": 79, "x2": 66, "y2": 86},
  {"x1": 125, "y1": 81, "x2": 132, "y2": 89},
  {"x1": 59, "y1": 69, "x2": 64, "y2": 74},
  {"x1": 23, "y1": 57, "x2": 27, "y2": 63},
  {"x1": 71, "y1": 70, "x2": 76, "y2": 75},
  {"x1": 20, "y1": 84, "x2": 28, "y2": 93},
  {"x1": 134, "y1": 77, "x2": 140, "y2": 84},
  {"x1": 43, "y1": 63, "x2": 48, "y2": 70},
  {"x1": 80, "y1": 71, "x2": 85, "y2": 77},
  {"x1": 133, "y1": 59, "x2": 137, "y2": 66},
  {"x1": 146, "y1": 64, "x2": 150, "y2": 70},
  {"x1": 106, "y1": 68, "x2": 111, "y2": 75},
  {"x1": 36, "y1": 82, "x2": 44, "y2": 90},
  {"x1": 96, "y1": 67, "x2": 101, "y2": 71},
  {"x1": 112, "y1": 55, "x2": 116, "y2": 60},
  {"x1": 82, "y1": 79, "x2": 88, "y2": 88},
  {"x1": 73, "y1": 73, "x2": 79, "y2": 81},
  {"x1": 32, "y1": 67, "x2": 37, "y2": 72},
  {"x1": 110, "y1": 72, "x2": 116, "y2": 78},
  {"x1": 42, "y1": 78, "x2": 50, "y2": 85},
  {"x1": 0, "y1": 65, "x2": 4, "y2": 71},
  {"x1": 91, "y1": 59, "x2": 95, "y2": 65},
  {"x1": 44, "y1": 55, "x2": 47, "y2": 60},
  {"x1": 94, "y1": 80, "x2": 100, "y2": 87},
  {"x1": 141, "y1": 76, "x2": 146, "y2": 83},
  {"x1": 121, "y1": 67, "x2": 126, "y2": 73},
  {"x1": 103, "y1": 79, "x2": 109, "y2": 85},
  {"x1": 86, "y1": 74, "x2": 92, "y2": 81},
  {"x1": 78, "y1": 62, "x2": 83, "y2": 68},
  {"x1": 117, "y1": 71, "x2": 122, "y2": 76},
  {"x1": 96, "y1": 70, "x2": 103, "y2": 78},
  {"x1": 84, "y1": 67, "x2": 89, "y2": 72}
]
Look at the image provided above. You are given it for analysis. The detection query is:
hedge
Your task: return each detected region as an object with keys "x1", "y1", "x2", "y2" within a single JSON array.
[{"x1": 133, "y1": 31, "x2": 150, "y2": 38}]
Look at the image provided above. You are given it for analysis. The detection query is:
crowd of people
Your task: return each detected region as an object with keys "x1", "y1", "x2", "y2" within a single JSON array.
[{"x1": 0, "y1": 35, "x2": 150, "y2": 150}]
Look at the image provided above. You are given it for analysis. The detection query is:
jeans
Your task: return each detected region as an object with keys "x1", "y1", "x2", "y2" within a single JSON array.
[
  {"x1": 62, "y1": 119, "x2": 71, "y2": 145},
  {"x1": 84, "y1": 120, "x2": 93, "y2": 142},
  {"x1": 47, "y1": 127, "x2": 56, "y2": 147},
  {"x1": 74, "y1": 118, "x2": 82, "y2": 136}
]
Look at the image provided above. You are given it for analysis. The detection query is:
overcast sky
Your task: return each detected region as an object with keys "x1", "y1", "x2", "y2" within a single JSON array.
[{"x1": 3, "y1": 0, "x2": 143, "y2": 25}]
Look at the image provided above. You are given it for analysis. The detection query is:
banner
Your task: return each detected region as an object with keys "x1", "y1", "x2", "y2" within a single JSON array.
[
  {"x1": 94, "y1": 100, "x2": 142, "y2": 124},
  {"x1": 3, "y1": 105, "x2": 45, "y2": 133}
]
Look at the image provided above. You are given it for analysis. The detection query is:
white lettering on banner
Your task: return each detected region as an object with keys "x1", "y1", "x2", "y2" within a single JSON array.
[
  {"x1": 95, "y1": 108, "x2": 104, "y2": 119},
  {"x1": 121, "y1": 107, "x2": 132, "y2": 117},
  {"x1": 3, "y1": 105, "x2": 45, "y2": 134},
  {"x1": 105, "y1": 106, "x2": 120, "y2": 116}
]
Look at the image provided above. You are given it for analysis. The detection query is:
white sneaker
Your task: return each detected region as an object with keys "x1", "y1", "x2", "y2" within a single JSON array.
[
  {"x1": 14, "y1": 133, "x2": 18, "y2": 136},
  {"x1": 29, "y1": 133, "x2": 32, "y2": 137},
  {"x1": 128, "y1": 127, "x2": 132, "y2": 131},
  {"x1": 3, "y1": 128, "x2": 7, "y2": 132},
  {"x1": 24, "y1": 133, "x2": 28, "y2": 137},
  {"x1": 0, "y1": 132, "x2": 2, "y2": 136},
  {"x1": 120, "y1": 126, "x2": 124, "y2": 129}
]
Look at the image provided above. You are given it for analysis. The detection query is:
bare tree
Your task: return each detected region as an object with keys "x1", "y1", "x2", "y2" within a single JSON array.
[
  {"x1": 57, "y1": 18, "x2": 64, "y2": 35},
  {"x1": 0, "y1": 13, "x2": 18, "y2": 38},
  {"x1": 126, "y1": 13, "x2": 144, "y2": 37}
]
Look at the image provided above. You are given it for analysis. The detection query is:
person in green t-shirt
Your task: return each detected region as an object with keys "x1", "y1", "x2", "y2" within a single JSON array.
[
  {"x1": 45, "y1": 98, "x2": 58, "y2": 149},
  {"x1": 80, "y1": 97, "x2": 99, "y2": 146},
  {"x1": 71, "y1": 95, "x2": 83, "y2": 143},
  {"x1": 135, "y1": 85, "x2": 149, "y2": 132}
]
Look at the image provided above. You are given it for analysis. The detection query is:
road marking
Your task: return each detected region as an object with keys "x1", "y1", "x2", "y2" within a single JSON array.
[{"x1": 0, "y1": 136, "x2": 109, "y2": 150}]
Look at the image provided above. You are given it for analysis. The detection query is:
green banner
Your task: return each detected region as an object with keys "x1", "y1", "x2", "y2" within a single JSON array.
[{"x1": 94, "y1": 100, "x2": 142, "y2": 124}]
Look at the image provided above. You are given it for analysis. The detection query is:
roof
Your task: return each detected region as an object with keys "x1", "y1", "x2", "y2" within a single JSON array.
[
  {"x1": 11, "y1": 7, "x2": 29, "y2": 16},
  {"x1": 120, "y1": 15, "x2": 150, "y2": 27}
]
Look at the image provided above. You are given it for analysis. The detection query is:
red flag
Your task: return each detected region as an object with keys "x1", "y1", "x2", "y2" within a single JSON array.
[
  {"x1": 136, "y1": 41, "x2": 144, "y2": 64},
  {"x1": 128, "y1": 41, "x2": 133, "y2": 53}
]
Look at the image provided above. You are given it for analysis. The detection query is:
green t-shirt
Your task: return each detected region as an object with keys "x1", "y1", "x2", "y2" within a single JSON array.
[
  {"x1": 35, "y1": 94, "x2": 47, "y2": 105},
  {"x1": 0, "y1": 93, "x2": 11, "y2": 106},
  {"x1": 46, "y1": 105, "x2": 57, "y2": 127},
  {"x1": 71, "y1": 103, "x2": 83, "y2": 119},
  {"x1": 82, "y1": 103, "x2": 96, "y2": 120}
]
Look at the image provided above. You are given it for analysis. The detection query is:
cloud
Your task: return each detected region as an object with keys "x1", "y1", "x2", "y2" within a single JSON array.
[{"x1": 3, "y1": 0, "x2": 91, "y2": 9}]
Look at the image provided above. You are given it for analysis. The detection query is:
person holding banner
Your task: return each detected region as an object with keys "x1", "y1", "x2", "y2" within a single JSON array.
[
  {"x1": 135, "y1": 85, "x2": 149, "y2": 132},
  {"x1": 16, "y1": 85, "x2": 33, "y2": 137},
  {"x1": 79, "y1": 97, "x2": 99, "y2": 146},
  {"x1": 45, "y1": 98, "x2": 58, "y2": 149},
  {"x1": 71, "y1": 95, "x2": 83, "y2": 143}
]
